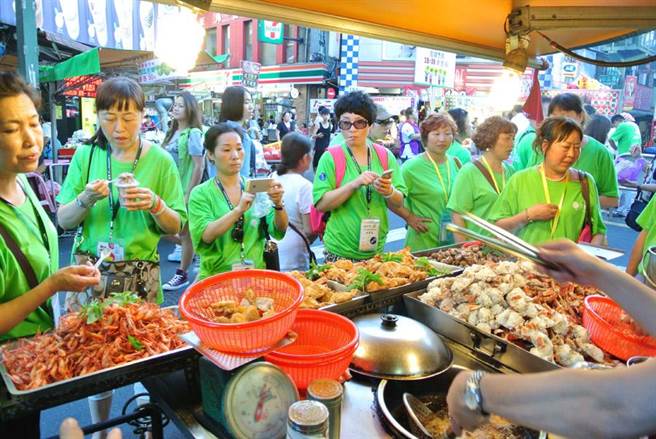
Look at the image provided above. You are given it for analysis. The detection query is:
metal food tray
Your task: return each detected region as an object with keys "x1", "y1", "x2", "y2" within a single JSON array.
[
  {"x1": 403, "y1": 291, "x2": 558, "y2": 374},
  {"x1": 412, "y1": 242, "x2": 508, "y2": 262},
  {"x1": 0, "y1": 306, "x2": 197, "y2": 412}
]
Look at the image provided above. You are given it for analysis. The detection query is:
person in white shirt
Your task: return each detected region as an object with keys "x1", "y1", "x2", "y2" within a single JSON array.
[{"x1": 271, "y1": 132, "x2": 317, "y2": 271}]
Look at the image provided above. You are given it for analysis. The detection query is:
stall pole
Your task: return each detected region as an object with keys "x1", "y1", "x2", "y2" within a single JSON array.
[
  {"x1": 15, "y1": 0, "x2": 39, "y2": 87},
  {"x1": 49, "y1": 81, "x2": 59, "y2": 166}
]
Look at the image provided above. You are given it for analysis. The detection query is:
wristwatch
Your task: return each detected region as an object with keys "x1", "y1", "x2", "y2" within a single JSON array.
[
  {"x1": 463, "y1": 370, "x2": 489, "y2": 416},
  {"x1": 273, "y1": 202, "x2": 285, "y2": 211}
]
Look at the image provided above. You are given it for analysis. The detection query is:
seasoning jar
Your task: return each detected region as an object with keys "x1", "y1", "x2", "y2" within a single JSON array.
[
  {"x1": 307, "y1": 379, "x2": 343, "y2": 439},
  {"x1": 287, "y1": 400, "x2": 329, "y2": 439}
]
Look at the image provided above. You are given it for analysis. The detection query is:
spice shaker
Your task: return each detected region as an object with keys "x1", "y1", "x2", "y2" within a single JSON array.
[
  {"x1": 287, "y1": 400, "x2": 329, "y2": 439},
  {"x1": 307, "y1": 379, "x2": 343, "y2": 439}
]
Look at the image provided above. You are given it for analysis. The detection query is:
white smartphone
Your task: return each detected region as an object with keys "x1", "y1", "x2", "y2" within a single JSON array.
[
  {"x1": 246, "y1": 178, "x2": 273, "y2": 193},
  {"x1": 381, "y1": 169, "x2": 394, "y2": 180}
]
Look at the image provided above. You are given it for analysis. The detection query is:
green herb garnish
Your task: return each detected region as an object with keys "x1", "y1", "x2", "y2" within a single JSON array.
[
  {"x1": 415, "y1": 257, "x2": 450, "y2": 277},
  {"x1": 80, "y1": 300, "x2": 105, "y2": 324},
  {"x1": 380, "y1": 252, "x2": 403, "y2": 263},
  {"x1": 79, "y1": 291, "x2": 141, "y2": 324},
  {"x1": 305, "y1": 262, "x2": 331, "y2": 281},
  {"x1": 128, "y1": 335, "x2": 144, "y2": 351},
  {"x1": 106, "y1": 291, "x2": 141, "y2": 306},
  {"x1": 348, "y1": 268, "x2": 384, "y2": 292}
]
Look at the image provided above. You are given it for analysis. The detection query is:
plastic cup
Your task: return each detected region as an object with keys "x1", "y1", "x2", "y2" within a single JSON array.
[{"x1": 115, "y1": 176, "x2": 139, "y2": 207}]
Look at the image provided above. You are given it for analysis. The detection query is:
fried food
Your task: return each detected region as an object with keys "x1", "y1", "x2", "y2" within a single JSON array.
[
  {"x1": 209, "y1": 288, "x2": 276, "y2": 323},
  {"x1": 290, "y1": 272, "x2": 358, "y2": 309},
  {"x1": 429, "y1": 244, "x2": 504, "y2": 267}
]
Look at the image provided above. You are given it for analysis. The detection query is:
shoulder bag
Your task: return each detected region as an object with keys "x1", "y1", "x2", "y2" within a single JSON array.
[
  {"x1": 288, "y1": 222, "x2": 318, "y2": 266},
  {"x1": 577, "y1": 170, "x2": 593, "y2": 243},
  {"x1": 259, "y1": 217, "x2": 280, "y2": 271}
]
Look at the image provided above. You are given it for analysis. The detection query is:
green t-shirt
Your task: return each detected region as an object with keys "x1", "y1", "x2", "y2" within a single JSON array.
[
  {"x1": 1, "y1": 175, "x2": 58, "y2": 341},
  {"x1": 447, "y1": 161, "x2": 515, "y2": 235},
  {"x1": 313, "y1": 144, "x2": 407, "y2": 259},
  {"x1": 401, "y1": 154, "x2": 461, "y2": 251},
  {"x1": 189, "y1": 178, "x2": 286, "y2": 279},
  {"x1": 513, "y1": 134, "x2": 618, "y2": 198},
  {"x1": 178, "y1": 127, "x2": 204, "y2": 192},
  {"x1": 447, "y1": 140, "x2": 472, "y2": 165},
  {"x1": 489, "y1": 167, "x2": 607, "y2": 245},
  {"x1": 610, "y1": 122, "x2": 642, "y2": 155},
  {"x1": 637, "y1": 195, "x2": 656, "y2": 278}
]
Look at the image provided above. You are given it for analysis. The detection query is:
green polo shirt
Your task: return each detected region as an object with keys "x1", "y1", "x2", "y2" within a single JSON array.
[
  {"x1": 189, "y1": 178, "x2": 286, "y2": 279},
  {"x1": 1, "y1": 175, "x2": 58, "y2": 341},
  {"x1": 637, "y1": 196, "x2": 656, "y2": 278},
  {"x1": 610, "y1": 121, "x2": 642, "y2": 155}
]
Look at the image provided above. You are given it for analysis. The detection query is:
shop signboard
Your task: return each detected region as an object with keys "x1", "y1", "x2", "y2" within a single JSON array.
[
  {"x1": 61, "y1": 75, "x2": 102, "y2": 98},
  {"x1": 310, "y1": 99, "x2": 336, "y2": 113},
  {"x1": 623, "y1": 75, "x2": 638, "y2": 111},
  {"x1": 633, "y1": 84, "x2": 654, "y2": 112},
  {"x1": 561, "y1": 62, "x2": 578, "y2": 78},
  {"x1": 371, "y1": 96, "x2": 413, "y2": 117},
  {"x1": 414, "y1": 47, "x2": 456, "y2": 88},
  {"x1": 258, "y1": 21, "x2": 284, "y2": 44},
  {"x1": 241, "y1": 60, "x2": 261, "y2": 91},
  {"x1": 80, "y1": 97, "x2": 97, "y2": 137},
  {"x1": 186, "y1": 70, "x2": 233, "y2": 93},
  {"x1": 138, "y1": 59, "x2": 179, "y2": 84}
]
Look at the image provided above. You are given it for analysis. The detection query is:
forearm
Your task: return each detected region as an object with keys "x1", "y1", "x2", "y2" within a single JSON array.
[
  {"x1": 57, "y1": 199, "x2": 90, "y2": 230},
  {"x1": 151, "y1": 203, "x2": 181, "y2": 235},
  {"x1": 638, "y1": 183, "x2": 656, "y2": 193},
  {"x1": 451, "y1": 213, "x2": 467, "y2": 243},
  {"x1": 0, "y1": 278, "x2": 56, "y2": 334},
  {"x1": 626, "y1": 231, "x2": 646, "y2": 275},
  {"x1": 599, "y1": 196, "x2": 619, "y2": 209},
  {"x1": 274, "y1": 209, "x2": 288, "y2": 232},
  {"x1": 590, "y1": 233, "x2": 605, "y2": 246},
  {"x1": 201, "y1": 208, "x2": 242, "y2": 244},
  {"x1": 384, "y1": 189, "x2": 404, "y2": 209},
  {"x1": 482, "y1": 362, "x2": 656, "y2": 439},
  {"x1": 315, "y1": 182, "x2": 358, "y2": 212},
  {"x1": 389, "y1": 204, "x2": 412, "y2": 222},
  {"x1": 495, "y1": 211, "x2": 529, "y2": 232}
]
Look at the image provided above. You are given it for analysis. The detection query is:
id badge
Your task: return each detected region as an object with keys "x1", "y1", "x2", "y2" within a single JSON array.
[
  {"x1": 359, "y1": 219, "x2": 380, "y2": 252},
  {"x1": 232, "y1": 260, "x2": 255, "y2": 271},
  {"x1": 97, "y1": 242, "x2": 124, "y2": 262}
]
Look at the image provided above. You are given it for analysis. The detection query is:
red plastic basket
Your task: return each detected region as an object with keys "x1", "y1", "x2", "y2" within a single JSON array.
[
  {"x1": 583, "y1": 295, "x2": 656, "y2": 361},
  {"x1": 265, "y1": 309, "x2": 359, "y2": 391},
  {"x1": 179, "y1": 270, "x2": 303, "y2": 354}
]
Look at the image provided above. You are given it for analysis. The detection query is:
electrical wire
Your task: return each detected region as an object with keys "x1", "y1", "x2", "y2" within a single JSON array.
[{"x1": 536, "y1": 31, "x2": 656, "y2": 67}]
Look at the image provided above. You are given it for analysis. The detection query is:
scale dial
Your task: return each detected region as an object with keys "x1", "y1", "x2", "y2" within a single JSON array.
[{"x1": 223, "y1": 362, "x2": 299, "y2": 439}]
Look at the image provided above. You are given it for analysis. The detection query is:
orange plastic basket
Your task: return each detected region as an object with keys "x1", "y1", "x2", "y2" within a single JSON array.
[
  {"x1": 265, "y1": 309, "x2": 359, "y2": 391},
  {"x1": 583, "y1": 295, "x2": 656, "y2": 361},
  {"x1": 179, "y1": 270, "x2": 303, "y2": 354}
]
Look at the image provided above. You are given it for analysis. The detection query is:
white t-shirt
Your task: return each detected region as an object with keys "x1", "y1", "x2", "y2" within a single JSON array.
[{"x1": 272, "y1": 172, "x2": 313, "y2": 271}]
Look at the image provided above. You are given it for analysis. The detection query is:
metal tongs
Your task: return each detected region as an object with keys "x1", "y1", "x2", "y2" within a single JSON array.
[{"x1": 445, "y1": 212, "x2": 569, "y2": 274}]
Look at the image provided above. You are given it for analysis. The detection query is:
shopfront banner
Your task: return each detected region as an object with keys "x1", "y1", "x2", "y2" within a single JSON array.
[
  {"x1": 414, "y1": 47, "x2": 456, "y2": 88},
  {"x1": 623, "y1": 75, "x2": 638, "y2": 111},
  {"x1": 258, "y1": 20, "x2": 284, "y2": 44},
  {"x1": 241, "y1": 60, "x2": 261, "y2": 91}
]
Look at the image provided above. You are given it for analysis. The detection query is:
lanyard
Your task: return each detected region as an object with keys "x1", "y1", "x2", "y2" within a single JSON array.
[
  {"x1": 345, "y1": 146, "x2": 372, "y2": 208},
  {"x1": 425, "y1": 152, "x2": 451, "y2": 203},
  {"x1": 106, "y1": 139, "x2": 143, "y2": 243},
  {"x1": 481, "y1": 156, "x2": 505, "y2": 194},
  {"x1": 0, "y1": 182, "x2": 50, "y2": 252},
  {"x1": 215, "y1": 177, "x2": 246, "y2": 260},
  {"x1": 539, "y1": 165, "x2": 569, "y2": 239}
]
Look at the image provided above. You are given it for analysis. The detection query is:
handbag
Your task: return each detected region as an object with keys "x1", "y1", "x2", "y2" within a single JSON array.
[
  {"x1": 288, "y1": 222, "x2": 318, "y2": 266},
  {"x1": 625, "y1": 156, "x2": 656, "y2": 232},
  {"x1": 260, "y1": 217, "x2": 280, "y2": 271},
  {"x1": 577, "y1": 171, "x2": 593, "y2": 243}
]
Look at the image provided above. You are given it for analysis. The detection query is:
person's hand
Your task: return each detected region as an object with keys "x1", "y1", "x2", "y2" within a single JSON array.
[
  {"x1": 447, "y1": 371, "x2": 489, "y2": 436},
  {"x1": 121, "y1": 187, "x2": 156, "y2": 212},
  {"x1": 350, "y1": 171, "x2": 378, "y2": 189},
  {"x1": 407, "y1": 214, "x2": 432, "y2": 233},
  {"x1": 80, "y1": 179, "x2": 110, "y2": 205},
  {"x1": 236, "y1": 191, "x2": 256, "y2": 214},
  {"x1": 527, "y1": 204, "x2": 559, "y2": 222},
  {"x1": 537, "y1": 239, "x2": 606, "y2": 286},
  {"x1": 316, "y1": 132, "x2": 324, "y2": 138},
  {"x1": 373, "y1": 175, "x2": 393, "y2": 197},
  {"x1": 59, "y1": 417, "x2": 122, "y2": 439},
  {"x1": 621, "y1": 180, "x2": 638, "y2": 188},
  {"x1": 267, "y1": 181, "x2": 284, "y2": 208},
  {"x1": 48, "y1": 265, "x2": 101, "y2": 293}
]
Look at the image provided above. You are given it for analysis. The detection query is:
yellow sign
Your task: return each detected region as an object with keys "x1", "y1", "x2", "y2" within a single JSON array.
[{"x1": 81, "y1": 97, "x2": 97, "y2": 137}]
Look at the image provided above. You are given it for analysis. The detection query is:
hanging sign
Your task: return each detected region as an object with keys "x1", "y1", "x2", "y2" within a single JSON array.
[
  {"x1": 241, "y1": 60, "x2": 261, "y2": 90},
  {"x1": 258, "y1": 21, "x2": 284, "y2": 44}
]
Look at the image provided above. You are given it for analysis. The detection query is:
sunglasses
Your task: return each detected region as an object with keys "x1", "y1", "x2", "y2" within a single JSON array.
[
  {"x1": 231, "y1": 216, "x2": 244, "y2": 242},
  {"x1": 338, "y1": 119, "x2": 369, "y2": 130},
  {"x1": 376, "y1": 118, "x2": 394, "y2": 126}
]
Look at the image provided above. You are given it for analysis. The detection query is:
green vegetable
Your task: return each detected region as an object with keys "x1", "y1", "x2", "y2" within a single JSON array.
[
  {"x1": 415, "y1": 257, "x2": 450, "y2": 277},
  {"x1": 106, "y1": 291, "x2": 141, "y2": 306},
  {"x1": 79, "y1": 291, "x2": 141, "y2": 324},
  {"x1": 380, "y1": 252, "x2": 403, "y2": 263},
  {"x1": 305, "y1": 262, "x2": 330, "y2": 281},
  {"x1": 80, "y1": 300, "x2": 105, "y2": 324},
  {"x1": 128, "y1": 335, "x2": 144, "y2": 351},
  {"x1": 348, "y1": 268, "x2": 384, "y2": 292}
]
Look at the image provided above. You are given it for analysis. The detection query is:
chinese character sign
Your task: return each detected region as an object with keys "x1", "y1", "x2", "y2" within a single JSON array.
[
  {"x1": 414, "y1": 47, "x2": 456, "y2": 88},
  {"x1": 258, "y1": 21, "x2": 284, "y2": 44},
  {"x1": 241, "y1": 60, "x2": 261, "y2": 91}
]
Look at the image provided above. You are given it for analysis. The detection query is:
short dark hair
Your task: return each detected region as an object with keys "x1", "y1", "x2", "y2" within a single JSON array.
[
  {"x1": 584, "y1": 114, "x2": 611, "y2": 144},
  {"x1": 276, "y1": 132, "x2": 312, "y2": 175},
  {"x1": 583, "y1": 104, "x2": 596, "y2": 116},
  {"x1": 333, "y1": 91, "x2": 377, "y2": 125},
  {"x1": 447, "y1": 108, "x2": 470, "y2": 138},
  {"x1": 611, "y1": 114, "x2": 625, "y2": 124},
  {"x1": 548, "y1": 93, "x2": 584, "y2": 116},
  {"x1": 90, "y1": 76, "x2": 145, "y2": 149},
  {"x1": 318, "y1": 106, "x2": 330, "y2": 116},
  {"x1": 0, "y1": 72, "x2": 41, "y2": 108},
  {"x1": 203, "y1": 122, "x2": 243, "y2": 154},
  {"x1": 533, "y1": 116, "x2": 583, "y2": 156},
  {"x1": 472, "y1": 116, "x2": 517, "y2": 151},
  {"x1": 220, "y1": 86, "x2": 249, "y2": 122}
]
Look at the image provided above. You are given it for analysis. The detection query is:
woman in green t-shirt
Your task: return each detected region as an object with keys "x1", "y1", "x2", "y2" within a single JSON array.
[
  {"x1": 0, "y1": 73, "x2": 100, "y2": 438},
  {"x1": 447, "y1": 108, "x2": 473, "y2": 165},
  {"x1": 490, "y1": 117, "x2": 606, "y2": 245},
  {"x1": 189, "y1": 123, "x2": 287, "y2": 279},
  {"x1": 448, "y1": 116, "x2": 517, "y2": 240},
  {"x1": 392, "y1": 113, "x2": 461, "y2": 252}
]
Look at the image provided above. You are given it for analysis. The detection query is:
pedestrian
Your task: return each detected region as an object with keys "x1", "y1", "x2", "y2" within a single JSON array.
[
  {"x1": 391, "y1": 112, "x2": 461, "y2": 251},
  {"x1": 56, "y1": 77, "x2": 186, "y2": 435},
  {"x1": 368, "y1": 104, "x2": 397, "y2": 153},
  {"x1": 490, "y1": 116, "x2": 606, "y2": 245},
  {"x1": 398, "y1": 107, "x2": 423, "y2": 161},
  {"x1": 219, "y1": 86, "x2": 257, "y2": 177},
  {"x1": 188, "y1": 123, "x2": 287, "y2": 279},
  {"x1": 277, "y1": 110, "x2": 295, "y2": 140},
  {"x1": 608, "y1": 112, "x2": 643, "y2": 155},
  {"x1": 448, "y1": 116, "x2": 517, "y2": 240},
  {"x1": 447, "y1": 108, "x2": 473, "y2": 164},
  {"x1": 313, "y1": 91, "x2": 405, "y2": 261},
  {"x1": 513, "y1": 92, "x2": 619, "y2": 209},
  {"x1": 584, "y1": 113, "x2": 611, "y2": 144},
  {"x1": 272, "y1": 132, "x2": 316, "y2": 271},
  {"x1": 311, "y1": 106, "x2": 332, "y2": 170},
  {"x1": 161, "y1": 92, "x2": 205, "y2": 291},
  {"x1": 0, "y1": 72, "x2": 101, "y2": 439}
]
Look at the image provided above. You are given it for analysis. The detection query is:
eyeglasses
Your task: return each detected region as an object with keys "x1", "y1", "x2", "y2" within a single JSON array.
[
  {"x1": 231, "y1": 216, "x2": 244, "y2": 242},
  {"x1": 376, "y1": 118, "x2": 394, "y2": 126},
  {"x1": 338, "y1": 119, "x2": 369, "y2": 131}
]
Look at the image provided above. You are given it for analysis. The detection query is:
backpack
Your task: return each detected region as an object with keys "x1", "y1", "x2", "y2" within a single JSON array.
[{"x1": 310, "y1": 144, "x2": 390, "y2": 237}]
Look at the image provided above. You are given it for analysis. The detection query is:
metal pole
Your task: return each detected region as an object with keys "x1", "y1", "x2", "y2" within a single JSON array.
[
  {"x1": 15, "y1": 0, "x2": 39, "y2": 87},
  {"x1": 49, "y1": 82, "x2": 59, "y2": 165}
]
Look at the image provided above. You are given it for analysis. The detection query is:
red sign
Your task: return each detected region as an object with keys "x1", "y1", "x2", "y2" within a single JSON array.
[
  {"x1": 634, "y1": 84, "x2": 653, "y2": 112},
  {"x1": 62, "y1": 76, "x2": 102, "y2": 98},
  {"x1": 623, "y1": 75, "x2": 638, "y2": 110},
  {"x1": 326, "y1": 88, "x2": 336, "y2": 99}
]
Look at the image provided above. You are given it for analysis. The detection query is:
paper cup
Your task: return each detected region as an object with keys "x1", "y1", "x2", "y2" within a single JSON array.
[{"x1": 116, "y1": 181, "x2": 139, "y2": 207}]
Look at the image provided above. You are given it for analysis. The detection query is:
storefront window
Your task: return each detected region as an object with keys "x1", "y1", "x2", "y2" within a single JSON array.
[
  {"x1": 260, "y1": 42, "x2": 277, "y2": 66},
  {"x1": 205, "y1": 27, "x2": 217, "y2": 56},
  {"x1": 244, "y1": 21, "x2": 253, "y2": 60},
  {"x1": 222, "y1": 24, "x2": 230, "y2": 55},
  {"x1": 284, "y1": 24, "x2": 296, "y2": 64}
]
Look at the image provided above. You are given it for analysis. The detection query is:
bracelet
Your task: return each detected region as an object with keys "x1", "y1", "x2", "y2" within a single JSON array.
[
  {"x1": 525, "y1": 209, "x2": 532, "y2": 223},
  {"x1": 75, "y1": 195, "x2": 89, "y2": 209},
  {"x1": 383, "y1": 187, "x2": 395, "y2": 199},
  {"x1": 150, "y1": 196, "x2": 165, "y2": 216},
  {"x1": 273, "y1": 202, "x2": 285, "y2": 211}
]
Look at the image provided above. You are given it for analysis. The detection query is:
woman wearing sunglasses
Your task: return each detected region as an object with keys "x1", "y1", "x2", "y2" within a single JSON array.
[
  {"x1": 313, "y1": 91, "x2": 406, "y2": 262},
  {"x1": 189, "y1": 123, "x2": 287, "y2": 278}
]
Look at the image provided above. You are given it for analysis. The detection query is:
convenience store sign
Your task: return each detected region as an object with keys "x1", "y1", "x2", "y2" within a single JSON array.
[{"x1": 258, "y1": 21, "x2": 284, "y2": 44}]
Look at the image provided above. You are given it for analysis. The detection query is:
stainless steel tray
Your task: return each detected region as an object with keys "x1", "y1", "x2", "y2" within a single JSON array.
[
  {"x1": 403, "y1": 291, "x2": 558, "y2": 373},
  {"x1": 319, "y1": 291, "x2": 369, "y2": 315}
]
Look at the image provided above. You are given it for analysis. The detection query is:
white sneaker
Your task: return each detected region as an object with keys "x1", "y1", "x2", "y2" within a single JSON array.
[{"x1": 167, "y1": 244, "x2": 182, "y2": 262}]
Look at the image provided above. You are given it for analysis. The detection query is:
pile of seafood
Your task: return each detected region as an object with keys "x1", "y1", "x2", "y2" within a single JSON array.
[
  {"x1": 289, "y1": 272, "x2": 359, "y2": 309},
  {"x1": 2, "y1": 302, "x2": 190, "y2": 390},
  {"x1": 428, "y1": 244, "x2": 505, "y2": 267},
  {"x1": 209, "y1": 289, "x2": 276, "y2": 323},
  {"x1": 419, "y1": 261, "x2": 605, "y2": 366}
]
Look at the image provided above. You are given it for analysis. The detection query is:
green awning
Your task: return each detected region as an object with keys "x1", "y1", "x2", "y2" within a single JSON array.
[
  {"x1": 211, "y1": 53, "x2": 229, "y2": 64},
  {"x1": 39, "y1": 48, "x2": 101, "y2": 83}
]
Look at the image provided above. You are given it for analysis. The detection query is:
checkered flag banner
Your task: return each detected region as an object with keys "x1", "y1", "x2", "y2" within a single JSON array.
[
  {"x1": 339, "y1": 34, "x2": 360, "y2": 93},
  {"x1": 538, "y1": 54, "x2": 554, "y2": 90}
]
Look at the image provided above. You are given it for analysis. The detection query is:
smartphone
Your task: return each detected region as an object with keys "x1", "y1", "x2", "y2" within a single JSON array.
[
  {"x1": 246, "y1": 178, "x2": 273, "y2": 193},
  {"x1": 381, "y1": 169, "x2": 394, "y2": 180}
]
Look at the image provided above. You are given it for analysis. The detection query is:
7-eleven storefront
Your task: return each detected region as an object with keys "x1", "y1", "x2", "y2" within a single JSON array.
[{"x1": 182, "y1": 63, "x2": 331, "y2": 125}]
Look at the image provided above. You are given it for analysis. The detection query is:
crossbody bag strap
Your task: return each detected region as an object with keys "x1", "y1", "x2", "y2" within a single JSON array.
[
  {"x1": 472, "y1": 160, "x2": 497, "y2": 190},
  {"x1": 288, "y1": 221, "x2": 317, "y2": 265},
  {"x1": 0, "y1": 222, "x2": 39, "y2": 289},
  {"x1": 578, "y1": 170, "x2": 592, "y2": 226}
]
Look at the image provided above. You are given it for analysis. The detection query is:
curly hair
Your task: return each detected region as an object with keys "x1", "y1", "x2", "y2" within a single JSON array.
[
  {"x1": 333, "y1": 91, "x2": 377, "y2": 125},
  {"x1": 0, "y1": 72, "x2": 41, "y2": 108},
  {"x1": 472, "y1": 116, "x2": 517, "y2": 151},
  {"x1": 420, "y1": 112, "x2": 457, "y2": 144},
  {"x1": 532, "y1": 116, "x2": 583, "y2": 156}
]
